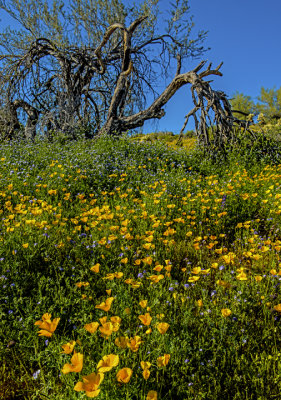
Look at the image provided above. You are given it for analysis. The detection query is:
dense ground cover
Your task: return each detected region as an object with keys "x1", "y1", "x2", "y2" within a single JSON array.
[{"x1": 1, "y1": 135, "x2": 281, "y2": 399}]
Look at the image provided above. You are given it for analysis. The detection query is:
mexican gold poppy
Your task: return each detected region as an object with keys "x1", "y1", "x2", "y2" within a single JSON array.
[
  {"x1": 95, "y1": 297, "x2": 114, "y2": 312},
  {"x1": 142, "y1": 369, "x2": 150, "y2": 380},
  {"x1": 274, "y1": 304, "x2": 281, "y2": 312},
  {"x1": 188, "y1": 276, "x2": 200, "y2": 283},
  {"x1": 147, "y1": 274, "x2": 164, "y2": 284},
  {"x1": 90, "y1": 263, "x2": 100, "y2": 273},
  {"x1": 157, "y1": 354, "x2": 170, "y2": 367},
  {"x1": 236, "y1": 271, "x2": 247, "y2": 281},
  {"x1": 147, "y1": 390, "x2": 158, "y2": 400},
  {"x1": 99, "y1": 322, "x2": 113, "y2": 338},
  {"x1": 115, "y1": 336, "x2": 129, "y2": 349},
  {"x1": 221, "y1": 308, "x2": 232, "y2": 317},
  {"x1": 62, "y1": 352, "x2": 83, "y2": 374},
  {"x1": 110, "y1": 316, "x2": 121, "y2": 332},
  {"x1": 116, "y1": 368, "x2": 133, "y2": 383},
  {"x1": 138, "y1": 313, "x2": 152, "y2": 326},
  {"x1": 196, "y1": 299, "x2": 203, "y2": 307},
  {"x1": 84, "y1": 322, "x2": 99, "y2": 334},
  {"x1": 156, "y1": 322, "x2": 170, "y2": 334},
  {"x1": 127, "y1": 336, "x2": 143, "y2": 352},
  {"x1": 74, "y1": 371, "x2": 104, "y2": 397},
  {"x1": 141, "y1": 361, "x2": 151, "y2": 370},
  {"x1": 97, "y1": 354, "x2": 119, "y2": 372},
  {"x1": 34, "y1": 313, "x2": 60, "y2": 337},
  {"x1": 61, "y1": 340, "x2": 76, "y2": 354}
]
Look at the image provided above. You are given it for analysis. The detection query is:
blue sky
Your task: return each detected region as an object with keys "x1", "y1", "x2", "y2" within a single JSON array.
[
  {"x1": 1, "y1": 0, "x2": 281, "y2": 134},
  {"x1": 146, "y1": 0, "x2": 281, "y2": 133}
]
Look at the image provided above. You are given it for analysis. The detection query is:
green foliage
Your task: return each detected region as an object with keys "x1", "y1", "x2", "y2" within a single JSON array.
[
  {"x1": 256, "y1": 86, "x2": 281, "y2": 122},
  {"x1": 229, "y1": 92, "x2": 255, "y2": 120},
  {"x1": 0, "y1": 134, "x2": 281, "y2": 399}
]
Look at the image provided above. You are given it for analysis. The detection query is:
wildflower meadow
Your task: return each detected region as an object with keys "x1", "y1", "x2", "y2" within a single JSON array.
[{"x1": 1, "y1": 134, "x2": 281, "y2": 399}]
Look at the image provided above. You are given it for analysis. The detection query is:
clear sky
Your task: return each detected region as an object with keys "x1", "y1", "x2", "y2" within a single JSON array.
[
  {"x1": 1, "y1": 0, "x2": 281, "y2": 134},
  {"x1": 145, "y1": 0, "x2": 281, "y2": 134}
]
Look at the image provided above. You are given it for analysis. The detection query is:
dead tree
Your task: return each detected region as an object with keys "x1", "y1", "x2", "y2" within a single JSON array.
[{"x1": 0, "y1": 15, "x2": 249, "y2": 147}]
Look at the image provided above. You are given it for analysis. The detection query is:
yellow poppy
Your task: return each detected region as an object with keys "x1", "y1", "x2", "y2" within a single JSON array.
[
  {"x1": 127, "y1": 336, "x2": 143, "y2": 352},
  {"x1": 157, "y1": 354, "x2": 170, "y2": 367},
  {"x1": 110, "y1": 316, "x2": 121, "y2": 332},
  {"x1": 99, "y1": 322, "x2": 113, "y2": 338},
  {"x1": 95, "y1": 297, "x2": 114, "y2": 312},
  {"x1": 221, "y1": 308, "x2": 232, "y2": 318},
  {"x1": 74, "y1": 372, "x2": 104, "y2": 397},
  {"x1": 156, "y1": 322, "x2": 170, "y2": 334},
  {"x1": 34, "y1": 313, "x2": 60, "y2": 337},
  {"x1": 138, "y1": 313, "x2": 152, "y2": 326},
  {"x1": 116, "y1": 368, "x2": 133, "y2": 383},
  {"x1": 90, "y1": 263, "x2": 100, "y2": 273},
  {"x1": 142, "y1": 369, "x2": 150, "y2": 380},
  {"x1": 141, "y1": 361, "x2": 151, "y2": 370},
  {"x1": 139, "y1": 300, "x2": 148, "y2": 308},
  {"x1": 62, "y1": 352, "x2": 83, "y2": 374},
  {"x1": 147, "y1": 390, "x2": 158, "y2": 400},
  {"x1": 196, "y1": 299, "x2": 203, "y2": 307},
  {"x1": 97, "y1": 354, "x2": 119, "y2": 372},
  {"x1": 147, "y1": 274, "x2": 164, "y2": 284},
  {"x1": 115, "y1": 336, "x2": 129, "y2": 349},
  {"x1": 61, "y1": 340, "x2": 76, "y2": 354},
  {"x1": 273, "y1": 304, "x2": 281, "y2": 312},
  {"x1": 84, "y1": 322, "x2": 99, "y2": 334}
]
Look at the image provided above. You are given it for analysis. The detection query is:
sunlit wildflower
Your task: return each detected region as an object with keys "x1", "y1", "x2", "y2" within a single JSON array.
[
  {"x1": 273, "y1": 304, "x2": 281, "y2": 312},
  {"x1": 221, "y1": 308, "x2": 232, "y2": 318},
  {"x1": 191, "y1": 267, "x2": 201, "y2": 274},
  {"x1": 95, "y1": 297, "x2": 114, "y2": 312},
  {"x1": 62, "y1": 352, "x2": 83, "y2": 374},
  {"x1": 61, "y1": 340, "x2": 76, "y2": 354},
  {"x1": 142, "y1": 368, "x2": 150, "y2": 380},
  {"x1": 74, "y1": 372, "x2": 104, "y2": 397},
  {"x1": 127, "y1": 336, "x2": 143, "y2": 352},
  {"x1": 99, "y1": 322, "x2": 113, "y2": 338},
  {"x1": 116, "y1": 368, "x2": 133, "y2": 383},
  {"x1": 156, "y1": 322, "x2": 170, "y2": 334},
  {"x1": 157, "y1": 354, "x2": 170, "y2": 367},
  {"x1": 90, "y1": 263, "x2": 100, "y2": 273},
  {"x1": 147, "y1": 390, "x2": 158, "y2": 400},
  {"x1": 188, "y1": 276, "x2": 200, "y2": 283},
  {"x1": 222, "y1": 252, "x2": 236, "y2": 264},
  {"x1": 147, "y1": 274, "x2": 164, "y2": 284},
  {"x1": 84, "y1": 322, "x2": 99, "y2": 334},
  {"x1": 236, "y1": 271, "x2": 248, "y2": 281},
  {"x1": 139, "y1": 300, "x2": 148, "y2": 308},
  {"x1": 111, "y1": 316, "x2": 121, "y2": 332},
  {"x1": 115, "y1": 336, "x2": 129, "y2": 349},
  {"x1": 216, "y1": 279, "x2": 231, "y2": 289},
  {"x1": 138, "y1": 313, "x2": 152, "y2": 326},
  {"x1": 141, "y1": 361, "x2": 151, "y2": 370},
  {"x1": 97, "y1": 354, "x2": 119, "y2": 372},
  {"x1": 34, "y1": 313, "x2": 60, "y2": 337},
  {"x1": 75, "y1": 281, "x2": 90, "y2": 288},
  {"x1": 196, "y1": 299, "x2": 203, "y2": 307}
]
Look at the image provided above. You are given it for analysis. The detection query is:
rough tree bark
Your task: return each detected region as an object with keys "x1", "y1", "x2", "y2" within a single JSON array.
[{"x1": 0, "y1": 15, "x2": 251, "y2": 148}]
